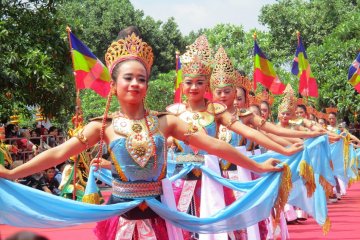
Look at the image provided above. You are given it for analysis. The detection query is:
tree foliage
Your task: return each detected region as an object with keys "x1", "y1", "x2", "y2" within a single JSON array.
[
  {"x1": 57, "y1": 0, "x2": 186, "y2": 76},
  {"x1": 0, "y1": 0, "x2": 74, "y2": 124},
  {"x1": 259, "y1": 0, "x2": 360, "y2": 120}
]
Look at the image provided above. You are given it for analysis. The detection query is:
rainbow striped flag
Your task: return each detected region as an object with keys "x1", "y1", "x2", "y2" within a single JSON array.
[
  {"x1": 291, "y1": 35, "x2": 318, "y2": 97},
  {"x1": 253, "y1": 40, "x2": 285, "y2": 94},
  {"x1": 348, "y1": 52, "x2": 360, "y2": 93},
  {"x1": 69, "y1": 32, "x2": 110, "y2": 97},
  {"x1": 173, "y1": 55, "x2": 183, "y2": 103}
]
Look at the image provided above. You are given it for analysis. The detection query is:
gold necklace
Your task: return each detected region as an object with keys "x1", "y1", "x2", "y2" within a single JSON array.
[{"x1": 112, "y1": 110, "x2": 158, "y2": 168}]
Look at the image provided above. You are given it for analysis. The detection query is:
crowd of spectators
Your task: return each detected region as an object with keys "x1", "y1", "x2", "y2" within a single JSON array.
[{"x1": 3, "y1": 123, "x2": 66, "y2": 197}]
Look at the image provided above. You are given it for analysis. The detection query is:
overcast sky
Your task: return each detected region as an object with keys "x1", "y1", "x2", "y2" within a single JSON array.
[{"x1": 130, "y1": 0, "x2": 277, "y2": 35}]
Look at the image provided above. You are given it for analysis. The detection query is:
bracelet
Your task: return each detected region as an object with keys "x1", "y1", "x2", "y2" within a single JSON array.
[
  {"x1": 75, "y1": 129, "x2": 89, "y2": 149},
  {"x1": 184, "y1": 123, "x2": 199, "y2": 145},
  {"x1": 225, "y1": 116, "x2": 237, "y2": 128}
]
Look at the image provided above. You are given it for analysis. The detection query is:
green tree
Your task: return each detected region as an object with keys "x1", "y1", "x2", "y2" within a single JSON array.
[
  {"x1": 259, "y1": 0, "x2": 360, "y2": 120},
  {"x1": 0, "y1": 0, "x2": 74, "y2": 124},
  {"x1": 146, "y1": 71, "x2": 175, "y2": 112},
  {"x1": 57, "y1": 0, "x2": 186, "y2": 77}
]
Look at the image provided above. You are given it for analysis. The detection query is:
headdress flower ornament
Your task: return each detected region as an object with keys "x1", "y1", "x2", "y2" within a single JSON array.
[
  {"x1": 278, "y1": 84, "x2": 297, "y2": 115},
  {"x1": 180, "y1": 35, "x2": 213, "y2": 80},
  {"x1": 325, "y1": 107, "x2": 338, "y2": 114},
  {"x1": 105, "y1": 33, "x2": 154, "y2": 77},
  {"x1": 210, "y1": 46, "x2": 236, "y2": 90}
]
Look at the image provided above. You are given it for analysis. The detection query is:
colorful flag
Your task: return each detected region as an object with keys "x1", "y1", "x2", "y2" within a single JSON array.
[
  {"x1": 253, "y1": 40, "x2": 285, "y2": 94},
  {"x1": 69, "y1": 32, "x2": 110, "y2": 97},
  {"x1": 348, "y1": 52, "x2": 360, "y2": 93},
  {"x1": 291, "y1": 34, "x2": 318, "y2": 97},
  {"x1": 174, "y1": 54, "x2": 183, "y2": 103}
]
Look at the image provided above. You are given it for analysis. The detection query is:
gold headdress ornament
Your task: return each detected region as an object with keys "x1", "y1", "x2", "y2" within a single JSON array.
[
  {"x1": 105, "y1": 33, "x2": 154, "y2": 76},
  {"x1": 210, "y1": 46, "x2": 236, "y2": 90},
  {"x1": 260, "y1": 90, "x2": 274, "y2": 106},
  {"x1": 317, "y1": 111, "x2": 328, "y2": 120},
  {"x1": 325, "y1": 107, "x2": 338, "y2": 114},
  {"x1": 278, "y1": 84, "x2": 297, "y2": 115},
  {"x1": 235, "y1": 72, "x2": 253, "y2": 93},
  {"x1": 296, "y1": 98, "x2": 307, "y2": 106},
  {"x1": 180, "y1": 35, "x2": 213, "y2": 80},
  {"x1": 248, "y1": 94, "x2": 262, "y2": 107}
]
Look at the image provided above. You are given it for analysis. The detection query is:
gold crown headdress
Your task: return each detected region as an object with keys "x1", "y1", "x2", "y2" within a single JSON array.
[
  {"x1": 248, "y1": 94, "x2": 262, "y2": 107},
  {"x1": 259, "y1": 90, "x2": 274, "y2": 106},
  {"x1": 105, "y1": 33, "x2": 154, "y2": 76},
  {"x1": 210, "y1": 46, "x2": 236, "y2": 90},
  {"x1": 180, "y1": 35, "x2": 213, "y2": 80},
  {"x1": 235, "y1": 72, "x2": 253, "y2": 93},
  {"x1": 325, "y1": 107, "x2": 338, "y2": 114},
  {"x1": 278, "y1": 84, "x2": 297, "y2": 115}
]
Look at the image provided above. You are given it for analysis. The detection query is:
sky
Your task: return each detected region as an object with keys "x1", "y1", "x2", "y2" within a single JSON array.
[{"x1": 130, "y1": 0, "x2": 277, "y2": 35}]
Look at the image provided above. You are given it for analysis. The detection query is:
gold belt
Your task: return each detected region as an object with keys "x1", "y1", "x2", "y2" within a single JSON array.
[
  {"x1": 112, "y1": 181, "x2": 162, "y2": 199},
  {"x1": 176, "y1": 154, "x2": 204, "y2": 163}
]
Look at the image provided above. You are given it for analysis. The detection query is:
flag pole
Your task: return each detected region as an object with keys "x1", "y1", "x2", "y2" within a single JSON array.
[
  {"x1": 296, "y1": 31, "x2": 309, "y2": 103},
  {"x1": 253, "y1": 31, "x2": 257, "y2": 91},
  {"x1": 66, "y1": 26, "x2": 80, "y2": 200}
]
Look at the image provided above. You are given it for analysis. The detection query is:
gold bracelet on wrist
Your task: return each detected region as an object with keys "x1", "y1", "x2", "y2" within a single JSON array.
[{"x1": 184, "y1": 123, "x2": 199, "y2": 145}]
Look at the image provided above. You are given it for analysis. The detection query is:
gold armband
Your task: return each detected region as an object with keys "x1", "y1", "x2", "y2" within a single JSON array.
[
  {"x1": 184, "y1": 123, "x2": 199, "y2": 145},
  {"x1": 75, "y1": 129, "x2": 89, "y2": 149},
  {"x1": 225, "y1": 116, "x2": 237, "y2": 129}
]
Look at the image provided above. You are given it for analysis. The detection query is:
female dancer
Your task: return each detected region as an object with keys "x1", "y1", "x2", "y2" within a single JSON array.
[
  {"x1": 167, "y1": 39, "x2": 302, "y2": 239},
  {"x1": 0, "y1": 31, "x2": 282, "y2": 240}
]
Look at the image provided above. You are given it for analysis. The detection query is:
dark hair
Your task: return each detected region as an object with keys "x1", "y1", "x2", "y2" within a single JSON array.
[
  {"x1": 116, "y1": 26, "x2": 141, "y2": 40},
  {"x1": 48, "y1": 126, "x2": 57, "y2": 133},
  {"x1": 297, "y1": 104, "x2": 307, "y2": 113}
]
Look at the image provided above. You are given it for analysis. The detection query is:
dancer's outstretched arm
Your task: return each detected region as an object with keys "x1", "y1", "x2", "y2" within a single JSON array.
[{"x1": 160, "y1": 115, "x2": 283, "y2": 173}]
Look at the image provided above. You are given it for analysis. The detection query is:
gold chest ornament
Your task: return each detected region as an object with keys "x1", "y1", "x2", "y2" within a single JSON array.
[
  {"x1": 179, "y1": 110, "x2": 214, "y2": 130},
  {"x1": 112, "y1": 113, "x2": 159, "y2": 168}
]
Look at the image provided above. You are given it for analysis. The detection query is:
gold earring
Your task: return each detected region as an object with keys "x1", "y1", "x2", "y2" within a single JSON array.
[{"x1": 111, "y1": 88, "x2": 117, "y2": 95}]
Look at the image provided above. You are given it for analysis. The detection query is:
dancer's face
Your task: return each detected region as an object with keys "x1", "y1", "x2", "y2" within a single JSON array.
[
  {"x1": 113, "y1": 60, "x2": 147, "y2": 105},
  {"x1": 279, "y1": 111, "x2": 292, "y2": 124},
  {"x1": 260, "y1": 102, "x2": 270, "y2": 120},
  {"x1": 295, "y1": 106, "x2": 306, "y2": 118},
  {"x1": 234, "y1": 87, "x2": 247, "y2": 109},
  {"x1": 212, "y1": 86, "x2": 236, "y2": 108},
  {"x1": 182, "y1": 76, "x2": 207, "y2": 102},
  {"x1": 328, "y1": 113, "x2": 337, "y2": 126}
]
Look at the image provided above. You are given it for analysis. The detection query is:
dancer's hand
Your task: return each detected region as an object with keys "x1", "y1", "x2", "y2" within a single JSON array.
[
  {"x1": 90, "y1": 158, "x2": 112, "y2": 170},
  {"x1": 284, "y1": 142, "x2": 303, "y2": 156},
  {"x1": 259, "y1": 158, "x2": 282, "y2": 173}
]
